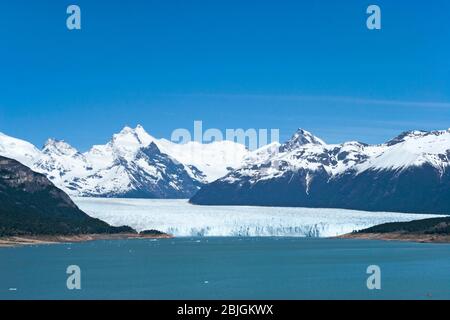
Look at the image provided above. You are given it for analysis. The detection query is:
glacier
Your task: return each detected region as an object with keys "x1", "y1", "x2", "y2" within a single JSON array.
[{"x1": 73, "y1": 198, "x2": 444, "y2": 237}]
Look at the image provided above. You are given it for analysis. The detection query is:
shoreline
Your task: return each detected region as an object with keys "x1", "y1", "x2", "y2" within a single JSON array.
[
  {"x1": 3, "y1": 232, "x2": 450, "y2": 247},
  {"x1": 0, "y1": 233, "x2": 173, "y2": 248},
  {"x1": 339, "y1": 232, "x2": 450, "y2": 243}
]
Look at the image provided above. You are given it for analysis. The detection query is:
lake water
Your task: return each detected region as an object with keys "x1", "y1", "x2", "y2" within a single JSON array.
[
  {"x1": 74, "y1": 198, "x2": 443, "y2": 237},
  {"x1": 2, "y1": 199, "x2": 449, "y2": 300},
  {"x1": 1, "y1": 237, "x2": 450, "y2": 300}
]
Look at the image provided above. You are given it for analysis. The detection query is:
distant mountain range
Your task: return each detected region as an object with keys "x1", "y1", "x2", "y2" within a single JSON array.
[
  {"x1": 0, "y1": 126, "x2": 248, "y2": 198},
  {"x1": 191, "y1": 128, "x2": 450, "y2": 215},
  {"x1": 2, "y1": 126, "x2": 450, "y2": 214},
  {"x1": 0, "y1": 156, "x2": 133, "y2": 236}
]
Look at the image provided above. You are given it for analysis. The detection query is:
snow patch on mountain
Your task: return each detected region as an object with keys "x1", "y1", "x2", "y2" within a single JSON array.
[
  {"x1": 0, "y1": 132, "x2": 41, "y2": 168},
  {"x1": 157, "y1": 139, "x2": 248, "y2": 182},
  {"x1": 356, "y1": 129, "x2": 450, "y2": 174}
]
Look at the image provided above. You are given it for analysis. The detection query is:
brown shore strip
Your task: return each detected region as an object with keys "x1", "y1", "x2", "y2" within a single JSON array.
[
  {"x1": 0, "y1": 233, "x2": 173, "y2": 248},
  {"x1": 339, "y1": 232, "x2": 450, "y2": 244}
]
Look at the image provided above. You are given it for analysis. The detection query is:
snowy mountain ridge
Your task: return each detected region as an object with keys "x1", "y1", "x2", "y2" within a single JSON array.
[
  {"x1": 231, "y1": 128, "x2": 450, "y2": 183},
  {"x1": 0, "y1": 125, "x2": 249, "y2": 198},
  {"x1": 191, "y1": 128, "x2": 450, "y2": 214}
]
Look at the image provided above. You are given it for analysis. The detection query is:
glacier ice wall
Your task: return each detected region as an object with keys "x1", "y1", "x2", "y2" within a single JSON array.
[{"x1": 74, "y1": 198, "x2": 444, "y2": 238}]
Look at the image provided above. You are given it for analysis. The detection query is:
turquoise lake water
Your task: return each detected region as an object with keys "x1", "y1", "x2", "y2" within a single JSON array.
[{"x1": 1, "y1": 237, "x2": 450, "y2": 300}]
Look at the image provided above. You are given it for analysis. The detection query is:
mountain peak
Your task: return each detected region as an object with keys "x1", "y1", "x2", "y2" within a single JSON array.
[
  {"x1": 115, "y1": 125, "x2": 153, "y2": 142},
  {"x1": 44, "y1": 138, "x2": 67, "y2": 147},
  {"x1": 118, "y1": 124, "x2": 147, "y2": 133},
  {"x1": 293, "y1": 129, "x2": 325, "y2": 145},
  {"x1": 109, "y1": 125, "x2": 156, "y2": 161},
  {"x1": 118, "y1": 126, "x2": 135, "y2": 135},
  {"x1": 281, "y1": 128, "x2": 325, "y2": 152},
  {"x1": 134, "y1": 124, "x2": 153, "y2": 139},
  {"x1": 43, "y1": 139, "x2": 78, "y2": 156}
]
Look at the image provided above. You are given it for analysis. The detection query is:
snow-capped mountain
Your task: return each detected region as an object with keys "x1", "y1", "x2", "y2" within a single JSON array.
[
  {"x1": 190, "y1": 128, "x2": 450, "y2": 215},
  {"x1": 0, "y1": 132, "x2": 41, "y2": 167},
  {"x1": 0, "y1": 126, "x2": 249, "y2": 198}
]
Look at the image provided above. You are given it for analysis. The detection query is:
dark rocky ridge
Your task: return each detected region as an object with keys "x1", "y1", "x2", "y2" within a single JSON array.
[
  {"x1": 0, "y1": 156, "x2": 134, "y2": 237},
  {"x1": 191, "y1": 164, "x2": 450, "y2": 214},
  {"x1": 356, "y1": 216, "x2": 450, "y2": 235},
  {"x1": 340, "y1": 216, "x2": 450, "y2": 243}
]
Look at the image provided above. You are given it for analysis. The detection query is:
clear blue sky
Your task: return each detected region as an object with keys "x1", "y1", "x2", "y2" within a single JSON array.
[{"x1": 1, "y1": 0, "x2": 449, "y2": 151}]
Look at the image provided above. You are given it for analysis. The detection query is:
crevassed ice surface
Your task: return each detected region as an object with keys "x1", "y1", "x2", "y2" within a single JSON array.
[{"x1": 74, "y1": 198, "x2": 445, "y2": 238}]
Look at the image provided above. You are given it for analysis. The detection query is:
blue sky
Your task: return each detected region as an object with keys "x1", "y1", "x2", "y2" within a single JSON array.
[{"x1": 0, "y1": 0, "x2": 449, "y2": 151}]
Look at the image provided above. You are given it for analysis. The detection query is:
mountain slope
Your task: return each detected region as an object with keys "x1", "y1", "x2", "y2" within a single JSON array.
[
  {"x1": 0, "y1": 156, "x2": 133, "y2": 236},
  {"x1": 191, "y1": 129, "x2": 450, "y2": 215},
  {"x1": 79, "y1": 142, "x2": 202, "y2": 198},
  {"x1": 356, "y1": 216, "x2": 450, "y2": 235},
  {"x1": 0, "y1": 132, "x2": 41, "y2": 168}
]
